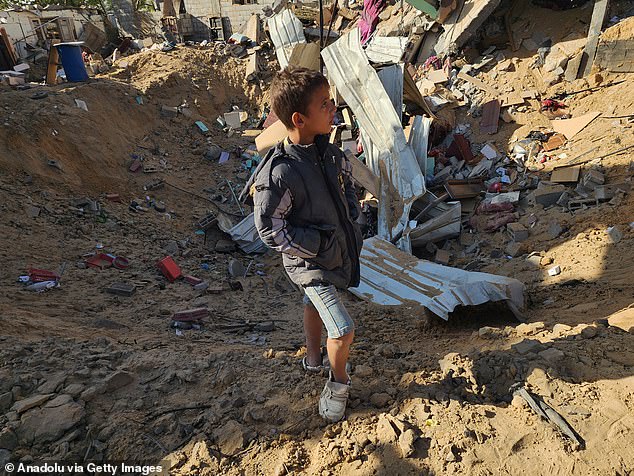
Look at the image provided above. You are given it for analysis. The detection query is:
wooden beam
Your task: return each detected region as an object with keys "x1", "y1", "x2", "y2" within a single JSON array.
[
  {"x1": 457, "y1": 71, "x2": 500, "y2": 98},
  {"x1": 578, "y1": 0, "x2": 610, "y2": 78},
  {"x1": 46, "y1": 41, "x2": 60, "y2": 86}
]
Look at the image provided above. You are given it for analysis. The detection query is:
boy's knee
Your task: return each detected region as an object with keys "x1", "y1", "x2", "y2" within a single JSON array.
[{"x1": 332, "y1": 329, "x2": 354, "y2": 343}]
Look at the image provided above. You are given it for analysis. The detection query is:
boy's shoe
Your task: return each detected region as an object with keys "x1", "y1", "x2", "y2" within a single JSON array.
[
  {"x1": 319, "y1": 371, "x2": 351, "y2": 423},
  {"x1": 302, "y1": 348, "x2": 351, "y2": 374}
]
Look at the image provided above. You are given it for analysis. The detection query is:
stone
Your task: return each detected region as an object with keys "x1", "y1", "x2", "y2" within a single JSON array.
[
  {"x1": 538, "y1": 347, "x2": 565, "y2": 364},
  {"x1": 515, "y1": 322, "x2": 545, "y2": 335},
  {"x1": 607, "y1": 308, "x2": 634, "y2": 334},
  {"x1": 79, "y1": 386, "x2": 99, "y2": 402},
  {"x1": 164, "y1": 241, "x2": 179, "y2": 256},
  {"x1": 512, "y1": 339, "x2": 545, "y2": 355},
  {"x1": 103, "y1": 371, "x2": 134, "y2": 392},
  {"x1": 215, "y1": 240, "x2": 236, "y2": 253},
  {"x1": 530, "y1": 184, "x2": 566, "y2": 207},
  {"x1": 547, "y1": 222, "x2": 563, "y2": 240},
  {"x1": 506, "y1": 241, "x2": 524, "y2": 258},
  {"x1": 439, "y1": 352, "x2": 461, "y2": 376},
  {"x1": 580, "y1": 325, "x2": 598, "y2": 339},
  {"x1": 37, "y1": 373, "x2": 67, "y2": 394},
  {"x1": 11, "y1": 394, "x2": 53, "y2": 414},
  {"x1": 161, "y1": 105, "x2": 178, "y2": 117},
  {"x1": 0, "y1": 427, "x2": 18, "y2": 450},
  {"x1": 0, "y1": 449, "x2": 11, "y2": 467},
  {"x1": 370, "y1": 393, "x2": 392, "y2": 408},
  {"x1": 376, "y1": 414, "x2": 398, "y2": 443},
  {"x1": 507, "y1": 222, "x2": 529, "y2": 242},
  {"x1": 204, "y1": 145, "x2": 223, "y2": 161},
  {"x1": 254, "y1": 321, "x2": 275, "y2": 332},
  {"x1": 213, "y1": 420, "x2": 245, "y2": 456},
  {"x1": 511, "y1": 394, "x2": 527, "y2": 409},
  {"x1": 606, "y1": 226, "x2": 623, "y2": 244},
  {"x1": 398, "y1": 429, "x2": 417, "y2": 458},
  {"x1": 64, "y1": 384, "x2": 85, "y2": 398},
  {"x1": 435, "y1": 249, "x2": 451, "y2": 265},
  {"x1": 17, "y1": 402, "x2": 85, "y2": 444},
  {"x1": 540, "y1": 256, "x2": 554, "y2": 266},
  {"x1": 0, "y1": 392, "x2": 12, "y2": 411},
  {"x1": 478, "y1": 326, "x2": 501, "y2": 339},
  {"x1": 44, "y1": 394, "x2": 73, "y2": 408},
  {"x1": 354, "y1": 365, "x2": 374, "y2": 378}
]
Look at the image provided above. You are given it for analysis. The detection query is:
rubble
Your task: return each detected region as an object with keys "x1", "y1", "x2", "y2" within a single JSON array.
[{"x1": 0, "y1": 1, "x2": 633, "y2": 474}]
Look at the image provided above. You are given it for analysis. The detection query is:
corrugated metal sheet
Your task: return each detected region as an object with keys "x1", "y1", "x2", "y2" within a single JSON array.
[
  {"x1": 365, "y1": 36, "x2": 408, "y2": 64},
  {"x1": 350, "y1": 236, "x2": 526, "y2": 319},
  {"x1": 408, "y1": 200, "x2": 461, "y2": 246},
  {"x1": 377, "y1": 64, "x2": 403, "y2": 121},
  {"x1": 322, "y1": 29, "x2": 425, "y2": 241},
  {"x1": 267, "y1": 9, "x2": 306, "y2": 69},
  {"x1": 408, "y1": 115, "x2": 432, "y2": 176},
  {"x1": 218, "y1": 213, "x2": 267, "y2": 254}
]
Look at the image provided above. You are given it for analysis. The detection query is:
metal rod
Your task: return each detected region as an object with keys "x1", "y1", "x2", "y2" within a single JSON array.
[
  {"x1": 324, "y1": 0, "x2": 339, "y2": 50},
  {"x1": 226, "y1": 178, "x2": 245, "y2": 216}
]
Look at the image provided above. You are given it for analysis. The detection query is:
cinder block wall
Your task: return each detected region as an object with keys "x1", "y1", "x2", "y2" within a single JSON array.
[{"x1": 219, "y1": 0, "x2": 275, "y2": 35}]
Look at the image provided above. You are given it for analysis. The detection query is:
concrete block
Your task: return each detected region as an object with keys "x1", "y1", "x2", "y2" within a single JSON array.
[
  {"x1": 435, "y1": 249, "x2": 451, "y2": 265},
  {"x1": 531, "y1": 184, "x2": 566, "y2": 207},
  {"x1": 606, "y1": 226, "x2": 623, "y2": 244},
  {"x1": 595, "y1": 183, "x2": 630, "y2": 201},
  {"x1": 506, "y1": 241, "x2": 525, "y2": 258},
  {"x1": 507, "y1": 222, "x2": 529, "y2": 242}
]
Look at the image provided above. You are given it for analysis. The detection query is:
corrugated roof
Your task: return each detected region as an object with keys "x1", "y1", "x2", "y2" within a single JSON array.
[
  {"x1": 267, "y1": 9, "x2": 306, "y2": 69},
  {"x1": 350, "y1": 236, "x2": 525, "y2": 319},
  {"x1": 322, "y1": 29, "x2": 425, "y2": 241},
  {"x1": 365, "y1": 36, "x2": 408, "y2": 64}
]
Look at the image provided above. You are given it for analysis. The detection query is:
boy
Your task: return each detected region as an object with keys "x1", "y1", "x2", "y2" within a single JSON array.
[{"x1": 247, "y1": 67, "x2": 363, "y2": 422}]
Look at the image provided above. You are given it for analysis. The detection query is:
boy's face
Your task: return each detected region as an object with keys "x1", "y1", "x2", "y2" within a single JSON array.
[{"x1": 291, "y1": 84, "x2": 336, "y2": 136}]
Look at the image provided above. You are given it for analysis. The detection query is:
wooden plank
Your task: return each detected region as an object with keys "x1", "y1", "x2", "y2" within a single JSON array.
[
  {"x1": 344, "y1": 150, "x2": 380, "y2": 198},
  {"x1": 551, "y1": 166, "x2": 580, "y2": 184},
  {"x1": 457, "y1": 71, "x2": 500, "y2": 97},
  {"x1": 480, "y1": 99, "x2": 501, "y2": 135},
  {"x1": 255, "y1": 120, "x2": 287, "y2": 155},
  {"x1": 46, "y1": 41, "x2": 60, "y2": 86},
  {"x1": 0, "y1": 28, "x2": 18, "y2": 67},
  {"x1": 500, "y1": 93, "x2": 524, "y2": 107},
  {"x1": 579, "y1": 0, "x2": 610, "y2": 77},
  {"x1": 564, "y1": 53, "x2": 583, "y2": 82},
  {"x1": 551, "y1": 112, "x2": 601, "y2": 139}
]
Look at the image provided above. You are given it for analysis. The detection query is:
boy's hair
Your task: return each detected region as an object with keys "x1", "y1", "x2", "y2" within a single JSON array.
[{"x1": 269, "y1": 67, "x2": 330, "y2": 129}]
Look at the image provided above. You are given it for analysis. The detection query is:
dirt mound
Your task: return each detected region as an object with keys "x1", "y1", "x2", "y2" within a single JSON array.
[{"x1": 0, "y1": 7, "x2": 633, "y2": 476}]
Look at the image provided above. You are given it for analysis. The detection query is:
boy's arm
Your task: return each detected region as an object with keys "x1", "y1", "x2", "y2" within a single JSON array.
[
  {"x1": 342, "y1": 153, "x2": 361, "y2": 221},
  {"x1": 254, "y1": 175, "x2": 322, "y2": 258}
]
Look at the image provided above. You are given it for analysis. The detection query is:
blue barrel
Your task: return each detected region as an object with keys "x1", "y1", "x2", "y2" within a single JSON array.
[{"x1": 54, "y1": 42, "x2": 88, "y2": 82}]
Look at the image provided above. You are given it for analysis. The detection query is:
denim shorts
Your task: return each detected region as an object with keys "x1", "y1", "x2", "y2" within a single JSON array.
[{"x1": 303, "y1": 284, "x2": 355, "y2": 339}]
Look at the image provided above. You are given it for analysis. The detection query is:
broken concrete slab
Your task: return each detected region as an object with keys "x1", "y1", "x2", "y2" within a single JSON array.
[
  {"x1": 530, "y1": 184, "x2": 566, "y2": 207},
  {"x1": 435, "y1": 0, "x2": 503, "y2": 56}
]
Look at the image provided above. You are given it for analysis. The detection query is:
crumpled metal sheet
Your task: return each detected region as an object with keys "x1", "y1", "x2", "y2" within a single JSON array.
[
  {"x1": 267, "y1": 9, "x2": 306, "y2": 69},
  {"x1": 218, "y1": 212, "x2": 267, "y2": 254},
  {"x1": 365, "y1": 36, "x2": 408, "y2": 64},
  {"x1": 322, "y1": 29, "x2": 425, "y2": 241},
  {"x1": 409, "y1": 200, "x2": 461, "y2": 246},
  {"x1": 350, "y1": 236, "x2": 525, "y2": 319},
  {"x1": 408, "y1": 115, "x2": 433, "y2": 176}
]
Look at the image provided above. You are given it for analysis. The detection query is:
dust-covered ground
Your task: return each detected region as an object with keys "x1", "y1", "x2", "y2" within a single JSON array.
[{"x1": 0, "y1": 7, "x2": 633, "y2": 476}]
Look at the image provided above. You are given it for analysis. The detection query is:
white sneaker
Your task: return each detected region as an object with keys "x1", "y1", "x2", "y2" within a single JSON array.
[{"x1": 319, "y1": 371, "x2": 351, "y2": 423}]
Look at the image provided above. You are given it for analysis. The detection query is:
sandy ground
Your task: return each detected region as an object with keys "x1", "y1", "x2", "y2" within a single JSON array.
[{"x1": 0, "y1": 5, "x2": 633, "y2": 476}]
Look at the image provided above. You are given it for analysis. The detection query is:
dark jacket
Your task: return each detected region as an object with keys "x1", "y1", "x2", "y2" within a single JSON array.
[{"x1": 249, "y1": 135, "x2": 363, "y2": 289}]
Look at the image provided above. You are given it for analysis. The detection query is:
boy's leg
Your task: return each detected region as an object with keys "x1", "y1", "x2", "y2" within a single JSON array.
[
  {"x1": 303, "y1": 304, "x2": 323, "y2": 367},
  {"x1": 304, "y1": 285, "x2": 354, "y2": 383},
  {"x1": 327, "y1": 330, "x2": 354, "y2": 384}
]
